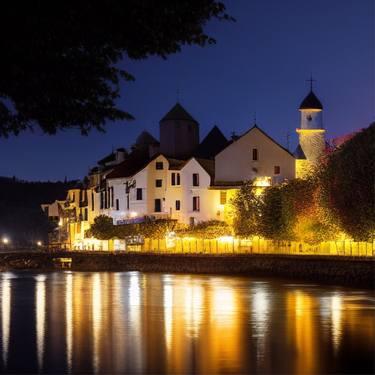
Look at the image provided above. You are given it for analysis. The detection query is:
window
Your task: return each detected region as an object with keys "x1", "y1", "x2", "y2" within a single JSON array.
[
  {"x1": 91, "y1": 191, "x2": 95, "y2": 211},
  {"x1": 126, "y1": 194, "x2": 130, "y2": 210},
  {"x1": 175, "y1": 200, "x2": 181, "y2": 211},
  {"x1": 171, "y1": 173, "x2": 180, "y2": 186},
  {"x1": 84, "y1": 208, "x2": 88, "y2": 221},
  {"x1": 155, "y1": 179, "x2": 162, "y2": 188},
  {"x1": 192, "y1": 173, "x2": 199, "y2": 186},
  {"x1": 111, "y1": 187, "x2": 114, "y2": 207},
  {"x1": 156, "y1": 161, "x2": 164, "y2": 170},
  {"x1": 116, "y1": 199, "x2": 119, "y2": 210},
  {"x1": 154, "y1": 199, "x2": 161, "y2": 212},
  {"x1": 100, "y1": 191, "x2": 104, "y2": 209},
  {"x1": 274, "y1": 165, "x2": 281, "y2": 175},
  {"x1": 136, "y1": 188, "x2": 143, "y2": 200},
  {"x1": 193, "y1": 196, "x2": 200, "y2": 211},
  {"x1": 220, "y1": 191, "x2": 227, "y2": 205},
  {"x1": 252, "y1": 148, "x2": 258, "y2": 161}
]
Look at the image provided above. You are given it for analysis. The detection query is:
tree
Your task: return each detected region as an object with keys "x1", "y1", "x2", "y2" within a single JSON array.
[
  {"x1": 320, "y1": 123, "x2": 375, "y2": 240},
  {"x1": 89, "y1": 215, "x2": 115, "y2": 240},
  {"x1": 230, "y1": 181, "x2": 263, "y2": 237},
  {"x1": 0, "y1": 1, "x2": 232, "y2": 137}
]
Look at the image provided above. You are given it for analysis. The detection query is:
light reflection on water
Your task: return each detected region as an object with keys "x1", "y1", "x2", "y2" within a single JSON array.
[{"x1": 0, "y1": 271, "x2": 374, "y2": 374}]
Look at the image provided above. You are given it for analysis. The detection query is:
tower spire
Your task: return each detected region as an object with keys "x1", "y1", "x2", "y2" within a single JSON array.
[{"x1": 306, "y1": 75, "x2": 316, "y2": 91}]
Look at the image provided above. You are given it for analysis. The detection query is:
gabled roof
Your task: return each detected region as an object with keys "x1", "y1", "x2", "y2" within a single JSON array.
[
  {"x1": 218, "y1": 124, "x2": 294, "y2": 158},
  {"x1": 195, "y1": 125, "x2": 228, "y2": 159},
  {"x1": 195, "y1": 158, "x2": 215, "y2": 180},
  {"x1": 160, "y1": 103, "x2": 198, "y2": 123},
  {"x1": 293, "y1": 144, "x2": 306, "y2": 159},
  {"x1": 135, "y1": 131, "x2": 159, "y2": 146},
  {"x1": 105, "y1": 155, "x2": 150, "y2": 179},
  {"x1": 106, "y1": 154, "x2": 186, "y2": 179},
  {"x1": 299, "y1": 90, "x2": 323, "y2": 110}
]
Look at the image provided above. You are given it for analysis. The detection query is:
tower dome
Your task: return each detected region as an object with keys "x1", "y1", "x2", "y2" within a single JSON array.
[{"x1": 299, "y1": 90, "x2": 323, "y2": 110}]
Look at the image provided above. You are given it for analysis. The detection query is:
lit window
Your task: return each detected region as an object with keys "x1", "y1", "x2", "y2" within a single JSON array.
[{"x1": 220, "y1": 191, "x2": 227, "y2": 205}]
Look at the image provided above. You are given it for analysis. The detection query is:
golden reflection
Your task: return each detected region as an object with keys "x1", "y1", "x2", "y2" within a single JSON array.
[
  {"x1": 65, "y1": 272, "x2": 73, "y2": 373},
  {"x1": 251, "y1": 283, "x2": 269, "y2": 362},
  {"x1": 331, "y1": 293, "x2": 342, "y2": 352},
  {"x1": 19, "y1": 272, "x2": 371, "y2": 375},
  {"x1": 92, "y1": 273, "x2": 102, "y2": 374},
  {"x1": 35, "y1": 275, "x2": 46, "y2": 371},
  {"x1": 286, "y1": 290, "x2": 318, "y2": 374},
  {"x1": 1, "y1": 274, "x2": 12, "y2": 368}
]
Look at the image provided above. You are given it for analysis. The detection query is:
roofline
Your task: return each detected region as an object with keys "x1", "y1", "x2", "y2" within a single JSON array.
[{"x1": 215, "y1": 124, "x2": 295, "y2": 158}]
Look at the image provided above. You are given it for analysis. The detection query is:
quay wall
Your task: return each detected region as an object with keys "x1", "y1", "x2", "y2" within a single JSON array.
[{"x1": 0, "y1": 251, "x2": 374, "y2": 288}]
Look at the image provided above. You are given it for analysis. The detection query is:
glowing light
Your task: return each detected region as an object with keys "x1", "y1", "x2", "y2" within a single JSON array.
[
  {"x1": 331, "y1": 293, "x2": 342, "y2": 352},
  {"x1": 218, "y1": 236, "x2": 234, "y2": 243},
  {"x1": 2, "y1": 237, "x2": 9, "y2": 244},
  {"x1": 253, "y1": 177, "x2": 271, "y2": 187},
  {"x1": 37, "y1": 241, "x2": 42, "y2": 246},
  {"x1": 166, "y1": 231, "x2": 176, "y2": 248},
  {"x1": 58, "y1": 219, "x2": 63, "y2": 227},
  {"x1": 92, "y1": 273, "x2": 102, "y2": 374},
  {"x1": 1, "y1": 274, "x2": 12, "y2": 367},
  {"x1": 35, "y1": 275, "x2": 46, "y2": 371},
  {"x1": 130, "y1": 211, "x2": 138, "y2": 218},
  {"x1": 65, "y1": 273, "x2": 73, "y2": 373}
]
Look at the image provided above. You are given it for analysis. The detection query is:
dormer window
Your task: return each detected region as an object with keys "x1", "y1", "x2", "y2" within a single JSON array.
[{"x1": 156, "y1": 161, "x2": 163, "y2": 170}]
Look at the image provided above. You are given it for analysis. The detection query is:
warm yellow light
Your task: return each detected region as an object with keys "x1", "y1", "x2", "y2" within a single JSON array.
[
  {"x1": 2, "y1": 237, "x2": 9, "y2": 244},
  {"x1": 253, "y1": 177, "x2": 271, "y2": 187},
  {"x1": 296, "y1": 128, "x2": 325, "y2": 133},
  {"x1": 37, "y1": 241, "x2": 42, "y2": 246},
  {"x1": 166, "y1": 231, "x2": 176, "y2": 248},
  {"x1": 58, "y1": 219, "x2": 63, "y2": 227},
  {"x1": 218, "y1": 236, "x2": 234, "y2": 243},
  {"x1": 130, "y1": 211, "x2": 138, "y2": 218}
]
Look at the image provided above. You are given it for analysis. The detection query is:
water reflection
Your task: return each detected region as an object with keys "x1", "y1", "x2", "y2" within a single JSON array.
[
  {"x1": 1, "y1": 273, "x2": 12, "y2": 368},
  {"x1": 35, "y1": 275, "x2": 46, "y2": 371},
  {"x1": 0, "y1": 271, "x2": 374, "y2": 374}
]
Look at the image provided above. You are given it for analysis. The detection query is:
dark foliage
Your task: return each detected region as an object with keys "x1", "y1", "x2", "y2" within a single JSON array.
[
  {"x1": 0, "y1": 1, "x2": 231, "y2": 137},
  {"x1": 320, "y1": 123, "x2": 375, "y2": 240},
  {"x1": 0, "y1": 176, "x2": 76, "y2": 245}
]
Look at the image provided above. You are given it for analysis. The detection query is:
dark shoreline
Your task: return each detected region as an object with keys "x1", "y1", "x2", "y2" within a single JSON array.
[{"x1": 0, "y1": 251, "x2": 374, "y2": 289}]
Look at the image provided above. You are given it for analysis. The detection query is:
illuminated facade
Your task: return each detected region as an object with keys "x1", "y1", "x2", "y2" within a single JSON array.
[{"x1": 294, "y1": 87, "x2": 326, "y2": 178}]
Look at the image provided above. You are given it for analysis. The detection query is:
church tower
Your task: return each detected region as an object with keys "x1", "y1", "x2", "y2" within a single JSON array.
[
  {"x1": 159, "y1": 103, "x2": 199, "y2": 159},
  {"x1": 294, "y1": 79, "x2": 326, "y2": 178}
]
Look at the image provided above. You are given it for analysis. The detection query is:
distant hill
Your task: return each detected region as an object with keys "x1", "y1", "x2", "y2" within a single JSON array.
[{"x1": 0, "y1": 176, "x2": 77, "y2": 245}]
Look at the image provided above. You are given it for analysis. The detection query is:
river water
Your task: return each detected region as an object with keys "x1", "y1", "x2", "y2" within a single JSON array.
[{"x1": 0, "y1": 271, "x2": 374, "y2": 374}]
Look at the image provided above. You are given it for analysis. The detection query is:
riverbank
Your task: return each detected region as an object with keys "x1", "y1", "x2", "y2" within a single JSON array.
[{"x1": 0, "y1": 251, "x2": 374, "y2": 288}]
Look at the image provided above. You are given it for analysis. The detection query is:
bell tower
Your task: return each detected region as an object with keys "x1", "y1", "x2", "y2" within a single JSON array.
[{"x1": 294, "y1": 78, "x2": 326, "y2": 178}]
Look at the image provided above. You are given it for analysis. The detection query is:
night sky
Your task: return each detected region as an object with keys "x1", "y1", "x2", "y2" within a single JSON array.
[{"x1": 0, "y1": 0, "x2": 373, "y2": 181}]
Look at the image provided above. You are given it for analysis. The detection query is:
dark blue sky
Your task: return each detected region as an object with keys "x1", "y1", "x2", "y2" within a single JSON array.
[{"x1": 0, "y1": 0, "x2": 373, "y2": 181}]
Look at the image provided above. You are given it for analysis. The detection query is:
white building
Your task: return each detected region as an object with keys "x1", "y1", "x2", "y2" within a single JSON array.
[{"x1": 215, "y1": 124, "x2": 296, "y2": 184}]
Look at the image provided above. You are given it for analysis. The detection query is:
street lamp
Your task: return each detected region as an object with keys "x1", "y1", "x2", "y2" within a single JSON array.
[
  {"x1": 2, "y1": 237, "x2": 9, "y2": 245},
  {"x1": 37, "y1": 241, "x2": 42, "y2": 247}
]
